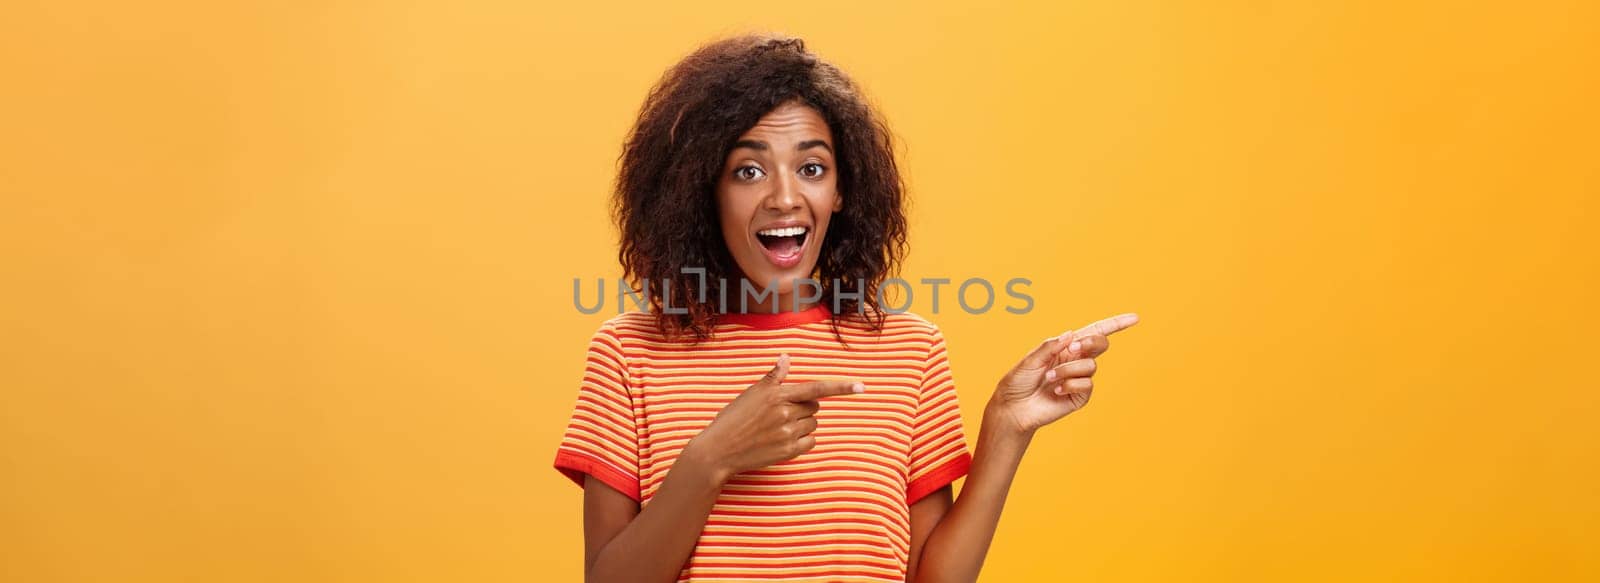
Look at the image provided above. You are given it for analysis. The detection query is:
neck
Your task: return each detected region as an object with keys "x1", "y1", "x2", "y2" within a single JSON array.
[
  {"x1": 741, "y1": 292, "x2": 819, "y2": 314},
  {"x1": 729, "y1": 278, "x2": 819, "y2": 314}
]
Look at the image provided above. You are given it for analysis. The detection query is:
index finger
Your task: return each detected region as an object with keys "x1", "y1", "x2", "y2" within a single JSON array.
[
  {"x1": 779, "y1": 380, "x2": 865, "y2": 402},
  {"x1": 1073, "y1": 313, "x2": 1140, "y2": 338}
]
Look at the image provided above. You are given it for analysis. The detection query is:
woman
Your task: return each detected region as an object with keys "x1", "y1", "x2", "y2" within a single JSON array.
[{"x1": 554, "y1": 34, "x2": 1138, "y2": 582}]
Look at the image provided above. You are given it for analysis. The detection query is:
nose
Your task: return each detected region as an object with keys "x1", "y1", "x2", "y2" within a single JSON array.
[{"x1": 764, "y1": 171, "x2": 804, "y2": 213}]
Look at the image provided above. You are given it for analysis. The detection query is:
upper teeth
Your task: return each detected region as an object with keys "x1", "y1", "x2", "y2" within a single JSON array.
[{"x1": 758, "y1": 226, "x2": 808, "y2": 237}]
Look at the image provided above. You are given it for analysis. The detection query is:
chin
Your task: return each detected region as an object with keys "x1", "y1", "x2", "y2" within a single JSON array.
[{"x1": 742, "y1": 268, "x2": 813, "y2": 294}]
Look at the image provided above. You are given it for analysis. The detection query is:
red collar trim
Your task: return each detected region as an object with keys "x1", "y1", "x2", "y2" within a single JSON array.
[{"x1": 717, "y1": 304, "x2": 832, "y2": 329}]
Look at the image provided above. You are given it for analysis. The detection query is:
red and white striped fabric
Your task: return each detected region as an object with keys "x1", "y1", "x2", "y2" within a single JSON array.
[{"x1": 554, "y1": 304, "x2": 972, "y2": 581}]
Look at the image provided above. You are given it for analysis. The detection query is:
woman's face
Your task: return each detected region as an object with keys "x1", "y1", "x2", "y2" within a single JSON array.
[{"x1": 716, "y1": 101, "x2": 843, "y2": 306}]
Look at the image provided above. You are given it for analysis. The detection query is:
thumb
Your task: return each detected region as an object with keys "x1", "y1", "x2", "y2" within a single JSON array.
[
  {"x1": 756, "y1": 353, "x2": 790, "y2": 388},
  {"x1": 1020, "y1": 334, "x2": 1071, "y2": 371}
]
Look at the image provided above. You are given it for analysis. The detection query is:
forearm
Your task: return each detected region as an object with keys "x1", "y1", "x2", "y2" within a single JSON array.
[
  {"x1": 587, "y1": 448, "x2": 726, "y2": 583},
  {"x1": 912, "y1": 402, "x2": 1034, "y2": 583}
]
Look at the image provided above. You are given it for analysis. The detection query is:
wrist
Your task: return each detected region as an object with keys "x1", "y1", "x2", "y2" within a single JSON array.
[
  {"x1": 983, "y1": 397, "x2": 1038, "y2": 443},
  {"x1": 680, "y1": 437, "x2": 733, "y2": 489}
]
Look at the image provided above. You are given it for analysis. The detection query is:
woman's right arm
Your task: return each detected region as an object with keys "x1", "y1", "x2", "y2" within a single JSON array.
[
  {"x1": 581, "y1": 446, "x2": 726, "y2": 582},
  {"x1": 580, "y1": 354, "x2": 863, "y2": 583}
]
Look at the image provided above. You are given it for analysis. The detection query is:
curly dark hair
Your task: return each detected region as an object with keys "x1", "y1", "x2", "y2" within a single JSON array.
[{"x1": 613, "y1": 34, "x2": 909, "y2": 343}]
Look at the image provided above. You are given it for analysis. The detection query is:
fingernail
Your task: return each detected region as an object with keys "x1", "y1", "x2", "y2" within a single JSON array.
[
  {"x1": 779, "y1": 353, "x2": 790, "y2": 366},
  {"x1": 1055, "y1": 386, "x2": 1065, "y2": 395},
  {"x1": 1045, "y1": 369, "x2": 1057, "y2": 382},
  {"x1": 852, "y1": 382, "x2": 865, "y2": 393},
  {"x1": 1069, "y1": 341, "x2": 1081, "y2": 353}
]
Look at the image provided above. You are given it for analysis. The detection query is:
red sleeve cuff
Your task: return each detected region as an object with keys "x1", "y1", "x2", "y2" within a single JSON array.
[
  {"x1": 906, "y1": 452, "x2": 972, "y2": 505},
  {"x1": 554, "y1": 450, "x2": 641, "y2": 502}
]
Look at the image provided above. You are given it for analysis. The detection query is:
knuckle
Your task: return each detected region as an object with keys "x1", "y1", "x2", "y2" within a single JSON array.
[{"x1": 793, "y1": 437, "x2": 815, "y2": 456}]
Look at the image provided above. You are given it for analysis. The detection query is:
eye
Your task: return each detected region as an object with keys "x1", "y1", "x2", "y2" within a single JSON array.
[
  {"x1": 733, "y1": 165, "x2": 766, "y2": 182},
  {"x1": 799, "y1": 163, "x2": 826, "y2": 178}
]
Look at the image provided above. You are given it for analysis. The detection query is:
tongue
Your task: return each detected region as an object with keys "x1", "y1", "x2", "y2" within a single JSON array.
[{"x1": 766, "y1": 235, "x2": 802, "y2": 256}]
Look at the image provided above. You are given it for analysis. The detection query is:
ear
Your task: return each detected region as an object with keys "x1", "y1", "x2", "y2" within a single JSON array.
[{"x1": 832, "y1": 193, "x2": 844, "y2": 213}]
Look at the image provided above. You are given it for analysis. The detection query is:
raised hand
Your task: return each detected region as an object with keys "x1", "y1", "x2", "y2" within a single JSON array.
[
  {"x1": 684, "y1": 354, "x2": 864, "y2": 483},
  {"x1": 991, "y1": 313, "x2": 1140, "y2": 433}
]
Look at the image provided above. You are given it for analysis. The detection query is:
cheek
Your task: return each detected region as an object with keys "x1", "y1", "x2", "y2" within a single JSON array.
[
  {"x1": 806, "y1": 179, "x2": 842, "y2": 212},
  {"x1": 811, "y1": 187, "x2": 843, "y2": 245},
  {"x1": 715, "y1": 187, "x2": 752, "y2": 241}
]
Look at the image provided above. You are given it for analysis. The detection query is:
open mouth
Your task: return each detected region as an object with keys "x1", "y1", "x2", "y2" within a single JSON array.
[{"x1": 755, "y1": 225, "x2": 809, "y2": 268}]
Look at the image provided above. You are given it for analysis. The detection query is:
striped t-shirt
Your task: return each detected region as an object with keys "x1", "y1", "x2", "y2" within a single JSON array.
[{"x1": 553, "y1": 304, "x2": 972, "y2": 581}]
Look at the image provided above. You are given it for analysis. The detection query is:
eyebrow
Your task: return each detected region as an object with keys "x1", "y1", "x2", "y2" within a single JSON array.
[
  {"x1": 731, "y1": 139, "x2": 833, "y2": 153},
  {"x1": 798, "y1": 139, "x2": 833, "y2": 153}
]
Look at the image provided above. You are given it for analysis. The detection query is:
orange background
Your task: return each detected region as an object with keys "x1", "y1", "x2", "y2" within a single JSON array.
[{"x1": 3, "y1": 1, "x2": 1597, "y2": 581}]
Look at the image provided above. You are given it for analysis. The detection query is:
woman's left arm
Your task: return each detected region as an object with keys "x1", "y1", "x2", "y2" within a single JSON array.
[{"x1": 908, "y1": 313, "x2": 1140, "y2": 583}]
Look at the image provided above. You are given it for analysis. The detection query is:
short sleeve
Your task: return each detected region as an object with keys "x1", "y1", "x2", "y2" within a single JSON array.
[
  {"x1": 552, "y1": 320, "x2": 643, "y2": 502},
  {"x1": 906, "y1": 325, "x2": 972, "y2": 504}
]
